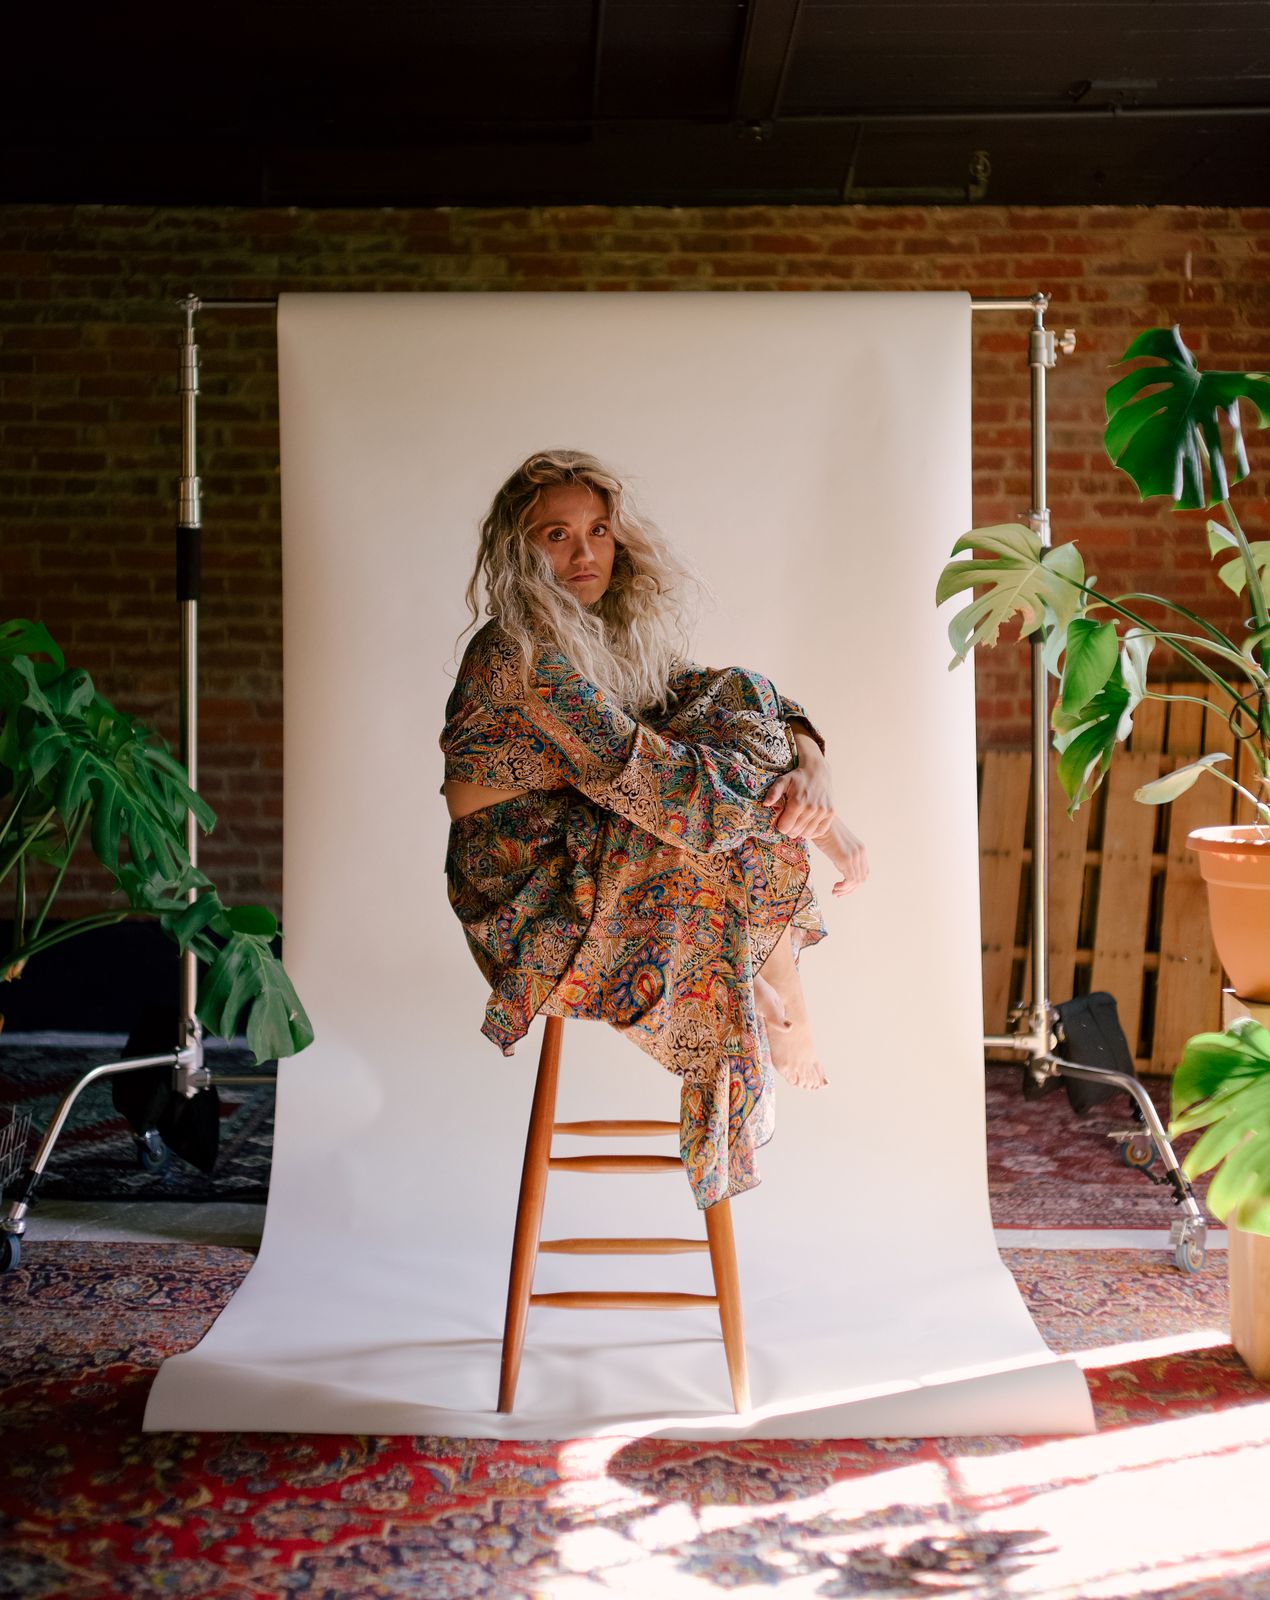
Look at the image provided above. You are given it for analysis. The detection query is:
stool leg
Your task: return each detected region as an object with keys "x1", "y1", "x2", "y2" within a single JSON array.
[
  {"x1": 497, "y1": 1015, "x2": 564, "y2": 1413},
  {"x1": 703, "y1": 1197, "x2": 751, "y2": 1413}
]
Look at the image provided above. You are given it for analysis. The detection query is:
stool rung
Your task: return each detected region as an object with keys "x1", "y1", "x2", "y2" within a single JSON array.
[
  {"x1": 539, "y1": 1236, "x2": 709, "y2": 1255},
  {"x1": 529, "y1": 1291, "x2": 720, "y2": 1310},
  {"x1": 548, "y1": 1154, "x2": 682, "y2": 1174},
  {"x1": 553, "y1": 1119, "x2": 678, "y2": 1137}
]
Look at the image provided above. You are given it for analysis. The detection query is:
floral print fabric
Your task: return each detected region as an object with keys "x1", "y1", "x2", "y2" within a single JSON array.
[{"x1": 440, "y1": 619, "x2": 828, "y2": 1207}]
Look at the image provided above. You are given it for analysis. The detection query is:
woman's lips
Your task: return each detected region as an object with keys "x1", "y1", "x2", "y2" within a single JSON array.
[{"x1": 570, "y1": 573, "x2": 599, "y2": 582}]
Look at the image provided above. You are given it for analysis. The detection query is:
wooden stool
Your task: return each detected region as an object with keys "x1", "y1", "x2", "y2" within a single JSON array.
[{"x1": 497, "y1": 1015, "x2": 751, "y2": 1414}]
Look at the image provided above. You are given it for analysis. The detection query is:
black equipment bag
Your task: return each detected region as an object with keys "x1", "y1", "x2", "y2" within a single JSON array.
[{"x1": 1053, "y1": 990, "x2": 1139, "y2": 1114}]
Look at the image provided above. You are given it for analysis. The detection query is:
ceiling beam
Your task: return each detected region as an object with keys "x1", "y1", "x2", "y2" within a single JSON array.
[{"x1": 733, "y1": 0, "x2": 805, "y2": 129}]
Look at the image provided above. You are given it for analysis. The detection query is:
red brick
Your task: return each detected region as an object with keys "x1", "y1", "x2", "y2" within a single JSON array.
[{"x1": 5, "y1": 198, "x2": 1268, "y2": 906}]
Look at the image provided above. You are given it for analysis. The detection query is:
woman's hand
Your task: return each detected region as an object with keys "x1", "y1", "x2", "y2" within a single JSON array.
[
  {"x1": 823, "y1": 817, "x2": 868, "y2": 896},
  {"x1": 761, "y1": 735, "x2": 834, "y2": 841}
]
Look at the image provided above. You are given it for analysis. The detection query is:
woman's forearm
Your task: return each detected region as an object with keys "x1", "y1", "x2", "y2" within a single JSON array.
[{"x1": 792, "y1": 728, "x2": 825, "y2": 768}]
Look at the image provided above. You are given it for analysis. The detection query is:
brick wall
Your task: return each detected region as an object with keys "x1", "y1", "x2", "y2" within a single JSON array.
[{"x1": 2, "y1": 203, "x2": 1268, "y2": 921}]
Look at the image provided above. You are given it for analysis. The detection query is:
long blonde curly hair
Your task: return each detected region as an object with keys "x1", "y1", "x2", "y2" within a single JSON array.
[{"x1": 460, "y1": 449, "x2": 708, "y2": 714}]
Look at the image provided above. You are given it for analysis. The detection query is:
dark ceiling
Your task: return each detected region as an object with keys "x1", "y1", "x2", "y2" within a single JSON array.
[{"x1": 5, "y1": 0, "x2": 1269, "y2": 207}]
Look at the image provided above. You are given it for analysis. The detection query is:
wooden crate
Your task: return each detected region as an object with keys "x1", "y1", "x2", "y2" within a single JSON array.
[{"x1": 979, "y1": 679, "x2": 1247, "y2": 1074}]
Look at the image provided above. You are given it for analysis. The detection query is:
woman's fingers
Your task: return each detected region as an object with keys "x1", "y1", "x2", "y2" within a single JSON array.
[
  {"x1": 775, "y1": 801, "x2": 833, "y2": 841},
  {"x1": 832, "y1": 844, "x2": 869, "y2": 895}
]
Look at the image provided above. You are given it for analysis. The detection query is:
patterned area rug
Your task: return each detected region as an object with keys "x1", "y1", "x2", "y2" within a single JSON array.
[
  {"x1": 0, "y1": 1040, "x2": 274, "y2": 1202},
  {"x1": 1, "y1": 1242, "x2": 1267, "y2": 1598},
  {"x1": 986, "y1": 1062, "x2": 1214, "y2": 1228},
  {"x1": 0, "y1": 1041, "x2": 1215, "y2": 1227}
]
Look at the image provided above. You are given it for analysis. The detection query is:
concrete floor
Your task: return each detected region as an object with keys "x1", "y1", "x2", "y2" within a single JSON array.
[
  {"x1": 22, "y1": 1200, "x2": 267, "y2": 1250},
  {"x1": 15, "y1": 1202, "x2": 1223, "y2": 1259}
]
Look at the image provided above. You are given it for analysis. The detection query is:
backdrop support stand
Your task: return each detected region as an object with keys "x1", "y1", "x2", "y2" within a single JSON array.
[
  {"x1": 971, "y1": 292, "x2": 1206, "y2": 1274},
  {"x1": 168, "y1": 296, "x2": 279, "y2": 1104},
  {"x1": 0, "y1": 296, "x2": 279, "y2": 1272}
]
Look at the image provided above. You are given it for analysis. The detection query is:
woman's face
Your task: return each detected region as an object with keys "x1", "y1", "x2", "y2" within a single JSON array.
[{"x1": 527, "y1": 482, "x2": 616, "y2": 603}]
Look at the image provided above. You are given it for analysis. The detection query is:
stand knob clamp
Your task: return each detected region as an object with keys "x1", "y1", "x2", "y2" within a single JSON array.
[{"x1": 173, "y1": 1020, "x2": 207, "y2": 1096}]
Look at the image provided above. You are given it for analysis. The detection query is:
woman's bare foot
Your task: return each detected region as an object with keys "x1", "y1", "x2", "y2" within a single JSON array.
[
  {"x1": 814, "y1": 814, "x2": 868, "y2": 898},
  {"x1": 757, "y1": 926, "x2": 828, "y2": 1089}
]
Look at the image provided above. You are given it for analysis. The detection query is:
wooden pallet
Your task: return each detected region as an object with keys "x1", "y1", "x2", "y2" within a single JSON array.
[{"x1": 979, "y1": 679, "x2": 1255, "y2": 1074}]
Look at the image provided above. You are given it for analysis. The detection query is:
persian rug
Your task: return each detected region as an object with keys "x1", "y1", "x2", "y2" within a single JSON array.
[
  {"x1": 1, "y1": 1242, "x2": 1266, "y2": 1598},
  {"x1": 985, "y1": 1062, "x2": 1214, "y2": 1229}
]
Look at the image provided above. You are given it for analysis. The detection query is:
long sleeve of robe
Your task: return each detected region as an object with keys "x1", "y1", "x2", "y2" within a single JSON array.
[{"x1": 440, "y1": 619, "x2": 829, "y2": 1207}]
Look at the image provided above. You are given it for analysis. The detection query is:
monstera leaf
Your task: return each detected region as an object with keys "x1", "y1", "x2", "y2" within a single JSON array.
[
  {"x1": 197, "y1": 925, "x2": 314, "y2": 1063},
  {"x1": 1134, "y1": 752, "x2": 1232, "y2": 807},
  {"x1": 1170, "y1": 1018, "x2": 1270, "y2": 1235},
  {"x1": 935, "y1": 523, "x2": 1086, "y2": 668},
  {"x1": 1207, "y1": 519, "x2": 1270, "y2": 599},
  {"x1": 22, "y1": 697, "x2": 214, "y2": 879},
  {"x1": 2, "y1": 616, "x2": 312, "y2": 1065},
  {"x1": 0, "y1": 619, "x2": 63, "y2": 681},
  {"x1": 1050, "y1": 629, "x2": 1153, "y2": 814},
  {"x1": 1104, "y1": 326, "x2": 1270, "y2": 511},
  {"x1": 1057, "y1": 617, "x2": 1120, "y2": 718}
]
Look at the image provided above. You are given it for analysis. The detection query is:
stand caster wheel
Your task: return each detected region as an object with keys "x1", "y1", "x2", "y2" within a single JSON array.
[
  {"x1": 1175, "y1": 1235, "x2": 1207, "y2": 1274},
  {"x1": 1170, "y1": 1218, "x2": 1207, "y2": 1275},
  {"x1": 135, "y1": 1130, "x2": 170, "y2": 1174},
  {"x1": 1119, "y1": 1134, "x2": 1156, "y2": 1171},
  {"x1": 0, "y1": 1232, "x2": 20, "y2": 1273}
]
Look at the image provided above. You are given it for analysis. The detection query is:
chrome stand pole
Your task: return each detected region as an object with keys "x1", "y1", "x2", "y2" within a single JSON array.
[
  {"x1": 973, "y1": 292, "x2": 1074, "y2": 1063},
  {"x1": 170, "y1": 296, "x2": 277, "y2": 1101},
  {"x1": 175, "y1": 294, "x2": 205, "y2": 1088}
]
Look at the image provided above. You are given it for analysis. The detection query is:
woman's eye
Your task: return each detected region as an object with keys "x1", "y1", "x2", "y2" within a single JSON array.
[{"x1": 592, "y1": 524, "x2": 610, "y2": 537}]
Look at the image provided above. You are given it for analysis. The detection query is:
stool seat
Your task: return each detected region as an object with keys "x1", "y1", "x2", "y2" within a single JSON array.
[{"x1": 497, "y1": 1015, "x2": 751, "y2": 1414}]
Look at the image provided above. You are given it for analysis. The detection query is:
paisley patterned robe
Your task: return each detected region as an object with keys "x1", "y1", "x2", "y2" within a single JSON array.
[{"x1": 440, "y1": 619, "x2": 828, "y2": 1208}]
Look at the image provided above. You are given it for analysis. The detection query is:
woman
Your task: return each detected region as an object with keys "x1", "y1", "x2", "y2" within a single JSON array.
[{"x1": 439, "y1": 450, "x2": 867, "y2": 1208}]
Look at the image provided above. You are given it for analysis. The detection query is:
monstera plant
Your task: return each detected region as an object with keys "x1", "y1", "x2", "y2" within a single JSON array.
[
  {"x1": 937, "y1": 324, "x2": 1270, "y2": 1246},
  {"x1": 1168, "y1": 1017, "x2": 1270, "y2": 1236},
  {"x1": 0, "y1": 617, "x2": 311, "y2": 1063},
  {"x1": 937, "y1": 325, "x2": 1270, "y2": 826}
]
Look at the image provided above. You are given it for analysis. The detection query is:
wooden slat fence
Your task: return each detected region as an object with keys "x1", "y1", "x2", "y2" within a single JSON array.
[{"x1": 979, "y1": 679, "x2": 1259, "y2": 1074}]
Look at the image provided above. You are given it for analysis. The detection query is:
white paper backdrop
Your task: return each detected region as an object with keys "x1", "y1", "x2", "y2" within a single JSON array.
[{"x1": 144, "y1": 291, "x2": 1094, "y2": 1438}]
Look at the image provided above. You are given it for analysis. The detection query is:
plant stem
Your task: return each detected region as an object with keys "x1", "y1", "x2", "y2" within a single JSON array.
[
  {"x1": 1142, "y1": 690, "x2": 1232, "y2": 714},
  {"x1": 3, "y1": 910, "x2": 134, "y2": 969},
  {"x1": 1222, "y1": 500, "x2": 1269, "y2": 631},
  {"x1": 1220, "y1": 499, "x2": 1270, "y2": 726},
  {"x1": 0, "y1": 805, "x2": 56, "y2": 885},
  {"x1": 1063, "y1": 580, "x2": 1242, "y2": 704},
  {"x1": 1202, "y1": 764, "x2": 1270, "y2": 826},
  {"x1": 24, "y1": 805, "x2": 88, "y2": 949},
  {"x1": 1141, "y1": 689, "x2": 1267, "y2": 766},
  {"x1": 1145, "y1": 629, "x2": 1266, "y2": 683},
  {"x1": 0, "y1": 775, "x2": 32, "y2": 853},
  {"x1": 1113, "y1": 591, "x2": 1237, "y2": 650}
]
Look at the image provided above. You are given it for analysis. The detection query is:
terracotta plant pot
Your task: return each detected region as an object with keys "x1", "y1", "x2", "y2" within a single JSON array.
[{"x1": 1188, "y1": 825, "x2": 1270, "y2": 1003}]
